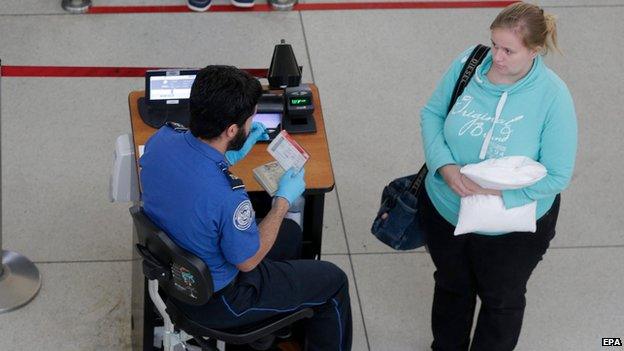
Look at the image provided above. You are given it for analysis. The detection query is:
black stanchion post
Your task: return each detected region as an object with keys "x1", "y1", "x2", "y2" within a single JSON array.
[
  {"x1": 0, "y1": 59, "x2": 42, "y2": 313},
  {"x1": 62, "y1": 0, "x2": 92, "y2": 14},
  {"x1": 269, "y1": 0, "x2": 297, "y2": 11}
]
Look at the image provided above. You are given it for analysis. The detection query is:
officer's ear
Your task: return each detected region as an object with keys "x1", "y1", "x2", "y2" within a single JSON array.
[{"x1": 224, "y1": 123, "x2": 240, "y2": 140}]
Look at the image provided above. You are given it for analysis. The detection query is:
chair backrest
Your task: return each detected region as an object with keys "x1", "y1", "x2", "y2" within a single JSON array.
[{"x1": 130, "y1": 205, "x2": 214, "y2": 306}]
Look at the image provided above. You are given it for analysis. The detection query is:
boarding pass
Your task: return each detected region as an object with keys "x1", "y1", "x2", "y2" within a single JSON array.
[{"x1": 267, "y1": 130, "x2": 309, "y2": 171}]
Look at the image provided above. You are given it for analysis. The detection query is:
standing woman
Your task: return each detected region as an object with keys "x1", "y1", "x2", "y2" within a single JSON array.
[{"x1": 419, "y1": 2, "x2": 577, "y2": 351}]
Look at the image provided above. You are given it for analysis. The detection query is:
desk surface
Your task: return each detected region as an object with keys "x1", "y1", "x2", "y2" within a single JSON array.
[{"x1": 129, "y1": 84, "x2": 335, "y2": 193}]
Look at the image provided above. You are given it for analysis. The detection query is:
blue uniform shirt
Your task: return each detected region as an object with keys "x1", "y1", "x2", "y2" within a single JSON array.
[{"x1": 139, "y1": 125, "x2": 260, "y2": 291}]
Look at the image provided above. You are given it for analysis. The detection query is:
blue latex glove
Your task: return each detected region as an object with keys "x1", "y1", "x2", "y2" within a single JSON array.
[
  {"x1": 225, "y1": 122, "x2": 269, "y2": 165},
  {"x1": 275, "y1": 168, "x2": 306, "y2": 206}
]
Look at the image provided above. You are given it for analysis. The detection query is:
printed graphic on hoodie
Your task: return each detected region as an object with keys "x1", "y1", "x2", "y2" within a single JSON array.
[{"x1": 450, "y1": 94, "x2": 525, "y2": 158}]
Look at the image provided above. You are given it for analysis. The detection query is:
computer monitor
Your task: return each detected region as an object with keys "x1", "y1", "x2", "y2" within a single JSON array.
[{"x1": 145, "y1": 69, "x2": 198, "y2": 106}]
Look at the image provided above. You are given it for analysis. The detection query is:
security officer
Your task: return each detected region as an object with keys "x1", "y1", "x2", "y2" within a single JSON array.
[{"x1": 140, "y1": 65, "x2": 352, "y2": 351}]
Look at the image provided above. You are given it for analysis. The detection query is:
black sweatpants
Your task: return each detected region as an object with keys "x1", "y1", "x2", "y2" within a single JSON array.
[
  {"x1": 419, "y1": 189, "x2": 560, "y2": 351},
  {"x1": 180, "y1": 219, "x2": 353, "y2": 351}
]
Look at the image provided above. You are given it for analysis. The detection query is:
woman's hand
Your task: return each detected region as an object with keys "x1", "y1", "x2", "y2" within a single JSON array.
[
  {"x1": 460, "y1": 174, "x2": 501, "y2": 196},
  {"x1": 439, "y1": 164, "x2": 471, "y2": 197},
  {"x1": 439, "y1": 164, "x2": 501, "y2": 197}
]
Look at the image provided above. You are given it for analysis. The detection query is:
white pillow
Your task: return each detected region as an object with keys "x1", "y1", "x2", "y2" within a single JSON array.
[
  {"x1": 455, "y1": 195, "x2": 538, "y2": 235},
  {"x1": 460, "y1": 156, "x2": 546, "y2": 190},
  {"x1": 454, "y1": 156, "x2": 547, "y2": 235}
]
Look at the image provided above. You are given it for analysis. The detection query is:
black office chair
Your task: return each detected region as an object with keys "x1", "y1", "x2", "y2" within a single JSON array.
[{"x1": 130, "y1": 206, "x2": 313, "y2": 351}]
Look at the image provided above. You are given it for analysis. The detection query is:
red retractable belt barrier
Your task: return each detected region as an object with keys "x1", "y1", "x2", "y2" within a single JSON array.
[
  {"x1": 87, "y1": 1, "x2": 517, "y2": 14},
  {"x1": 0, "y1": 66, "x2": 268, "y2": 78}
]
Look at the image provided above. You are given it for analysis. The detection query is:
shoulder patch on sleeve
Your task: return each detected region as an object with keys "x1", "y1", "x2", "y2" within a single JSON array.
[
  {"x1": 165, "y1": 121, "x2": 188, "y2": 132},
  {"x1": 233, "y1": 200, "x2": 253, "y2": 231}
]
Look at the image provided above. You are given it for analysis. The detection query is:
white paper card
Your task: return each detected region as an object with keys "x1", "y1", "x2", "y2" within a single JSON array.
[{"x1": 267, "y1": 130, "x2": 309, "y2": 172}]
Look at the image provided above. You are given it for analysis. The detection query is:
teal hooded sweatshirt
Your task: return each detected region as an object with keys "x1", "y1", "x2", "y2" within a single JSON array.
[{"x1": 420, "y1": 46, "x2": 577, "y2": 234}]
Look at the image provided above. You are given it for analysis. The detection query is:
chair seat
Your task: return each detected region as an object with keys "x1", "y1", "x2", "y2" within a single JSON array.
[{"x1": 165, "y1": 299, "x2": 314, "y2": 345}]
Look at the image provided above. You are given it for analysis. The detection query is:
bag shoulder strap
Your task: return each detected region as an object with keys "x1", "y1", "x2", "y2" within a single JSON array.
[
  {"x1": 447, "y1": 44, "x2": 490, "y2": 114},
  {"x1": 409, "y1": 45, "x2": 490, "y2": 193}
]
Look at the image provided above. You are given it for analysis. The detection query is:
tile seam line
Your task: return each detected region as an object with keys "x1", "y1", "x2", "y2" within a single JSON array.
[
  {"x1": 339, "y1": 244, "x2": 624, "y2": 256},
  {"x1": 299, "y1": 11, "x2": 316, "y2": 85},
  {"x1": 33, "y1": 258, "x2": 135, "y2": 264},
  {"x1": 334, "y1": 184, "x2": 372, "y2": 351},
  {"x1": 31, "y1": 244, "x2": 621, "y2": 263}
]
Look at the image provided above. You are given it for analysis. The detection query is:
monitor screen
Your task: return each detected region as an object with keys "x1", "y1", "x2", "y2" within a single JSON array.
[
  {"x1": 253, "y1": 113, "x2": 282, "y2": 129},
  {"x1": 149, "y1": 74, "x2": 196, "y2": 101}
]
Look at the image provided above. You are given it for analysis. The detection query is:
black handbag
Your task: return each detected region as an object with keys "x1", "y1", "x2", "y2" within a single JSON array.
[{"x1": 371, "y1": 44, "x2": 490, "y2": 250}]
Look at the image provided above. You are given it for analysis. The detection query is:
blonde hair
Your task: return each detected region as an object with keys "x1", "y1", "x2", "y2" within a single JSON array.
[{"x1": 490, "y1": 2, "x2": 560, "y2": 55}]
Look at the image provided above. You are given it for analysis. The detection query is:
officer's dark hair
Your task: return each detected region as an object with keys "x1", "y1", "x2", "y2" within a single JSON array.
[{"x1": 189, "y1": 65, "x2": 262, "y2": 139}]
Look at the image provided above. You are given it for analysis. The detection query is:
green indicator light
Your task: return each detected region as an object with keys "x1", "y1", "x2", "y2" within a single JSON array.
[{"x1": 290, "y1": 97, "x2": 311, "y2": 106}]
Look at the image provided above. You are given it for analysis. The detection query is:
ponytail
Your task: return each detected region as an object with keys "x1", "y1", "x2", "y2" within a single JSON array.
[{"x1": 543, "y1": 13, "x2": 560, "y2": 55}]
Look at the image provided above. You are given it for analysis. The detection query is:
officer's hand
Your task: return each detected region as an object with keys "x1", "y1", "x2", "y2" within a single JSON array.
[
  {"x1": 275, "y1": 168, "x2": 306, "y2": 206},
  {"x1": 225, "y1": 122, "x2": 270, "y2": 165}
]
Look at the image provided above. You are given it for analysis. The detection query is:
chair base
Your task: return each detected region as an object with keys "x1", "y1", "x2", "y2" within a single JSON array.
[{"x1": 249, "y1": 335, "x2": 275, "y2": 350}]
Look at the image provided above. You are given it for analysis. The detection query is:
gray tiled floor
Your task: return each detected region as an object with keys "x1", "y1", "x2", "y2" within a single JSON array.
[
  {"x1": 323, "y1": 254, "x2": 370, "y2": 351},
  {"x1": 518, "y1": 248, "x2": 624, "y2": 351},
  {"x1": 0, "y1": 11, "x2": 312, "y2": 76},
  {"x1": 2, "y1": 78, "x2": 137, "y2": 261},
  {"x1": 352, "y1": 252, "x2": 435, "y2": 350},
  {"x1": 2, "y1": 1, "x2": 624, "y2": 350},
  {"x1": 321, "y1": 190, "x2": 350, "y2": 255},
  {"x1": 0, "y1": 261, "x2": 132, "y2": 350}
]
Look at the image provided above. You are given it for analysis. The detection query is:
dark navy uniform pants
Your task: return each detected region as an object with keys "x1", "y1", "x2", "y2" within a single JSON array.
[
  {"x1": 419, "y1": 189, "x2": 560, "y2": 351},
  {"x1": 180, "y1": 219, "x2": 353, "y2": 351}
]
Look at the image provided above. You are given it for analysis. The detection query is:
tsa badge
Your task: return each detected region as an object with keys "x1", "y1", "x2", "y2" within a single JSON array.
[{"x1": 233, "y1": 200, "x2": 253, "y2": 231}]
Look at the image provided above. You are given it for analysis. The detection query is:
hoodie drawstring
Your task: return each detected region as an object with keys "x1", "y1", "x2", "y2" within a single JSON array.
[{"x1": 479, "y1": 90, "x2": 508, "y2": 160}]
